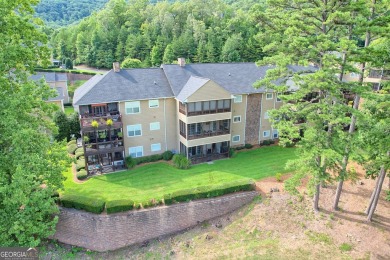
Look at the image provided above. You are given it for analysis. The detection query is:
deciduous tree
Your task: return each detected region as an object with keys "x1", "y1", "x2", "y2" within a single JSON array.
[{"x1": 0, "y1": 0, "x2": 69, "y2": 246}]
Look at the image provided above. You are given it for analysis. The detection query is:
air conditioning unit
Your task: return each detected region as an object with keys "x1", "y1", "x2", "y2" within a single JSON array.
[{"x1": 113, "y1": 160, "x2": 124, "y2": 166}]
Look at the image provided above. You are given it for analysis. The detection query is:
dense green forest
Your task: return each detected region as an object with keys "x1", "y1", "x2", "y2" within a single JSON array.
[
  {"x1": 35, "y1": 0, "x2": 109, "y2": 28},
  {"x1": 49, "y1": 0, "x2": 265, "y2": 68}
]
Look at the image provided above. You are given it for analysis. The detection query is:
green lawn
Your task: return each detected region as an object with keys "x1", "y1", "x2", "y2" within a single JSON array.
[
  {"x1": 64, "y1": 106, "x2": 75, "y2": 116},
  {"x1": 62, "y1": 146, "x2": 297, "y2": 203}
]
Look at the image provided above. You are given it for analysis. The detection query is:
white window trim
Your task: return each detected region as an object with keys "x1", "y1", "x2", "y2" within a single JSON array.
[
  {"x1": 232, "y1": 135, "x2": 240, "y2": 142},
  {"x1": 127, "y1": 124, "x2": 142, "y2": 137},
  {"x1": 264, "y1": 111, "x2": 269, "y2": 119},
  {"x1": 266, "y1": 93, "x2": 273, "y2": 100},
  {"x1": 233, "y1": 115, "x2": 241, "y2": 123},
  {"x1": 129, "y1": 146, "x2": 143, "y2": 158},
  {"x1": 150, "y1": 122, "x2": 160, "y2": 131},
  {"x1": 263, "y1": 130, "x2": 270, "y2": 138},
  {"x1": 276, "y1": 93, "x2": 282, "y2": 102},
  {"x1": 273, "y1": 129, "x2": 279, "y2": 138},
  {"x1": 149, "y1": 99, "x2": 159, "y2": 108},
  {"x1": 234, "y1": 95, "x2": 242, "y2": 103},
  {"x1": 125, "y1": 101, "x2": 141, "y2": 114},
  {"x1": 151, "y1": 143, "x2": 161, "y2": 152}
]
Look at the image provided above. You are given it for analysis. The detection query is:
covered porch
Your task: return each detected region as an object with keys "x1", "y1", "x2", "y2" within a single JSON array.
[{"x1": 180, "y1": 141, "x2": 230, "y2": 164}]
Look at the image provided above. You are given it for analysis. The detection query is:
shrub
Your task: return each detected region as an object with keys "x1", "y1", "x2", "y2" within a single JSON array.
[
  {"x1": 60, "y1": 194, "x2": 105, "y2": 214},
  {"x1": 262, "y1": 140, "x2": 271, "y2": 146},
  {"x1": 339, "y1": 243, "x2": 353, "y2": 252},
  {"x1": 67, "y1": 143, "x2": 77, "y2": 154},
  {"x1": 76, "y1": 159, "x2": 85, "y2": 170},
  {"x1": 269, "y1": 140, "x2": 275, "y2": 144},
  {"x1": 229, "y1": 148, "x2": 236, "y2": 157},
  {"x1": 106, "y1": 199, "x2": 134, "y2": 214},
  {"x1": 75, "y1": 147, "x2": 84, "y2": 154},
  {"x1": 275, "y1": 173, "x2": 282, "y2": 182},
  {"x1": 386, "y1": 190, "x2": 390, "y2": 201},
  {"x1": 235, "y1": 146, "x2": 245, "y2": 150},
  {"x1": 125, "y1": 156, "x2": 136, "y2": 169},
  {"x1": 76, "y1": 169, "x2": 88, "y2": 180},
  {"x1": 244, "y1": 143, "x2": 253, "y2": 149},
  {"x1": 67, "y1": 140, "x2": 77, "y2": 146},
  {"x1": 172, "y1": 154, "x2": 191, "y2": 169},
  {"x1": 75, "y1": 151, "x2": 84, "y2": 159},
  {"x1": 164, "y1": 179, "x2": 255, "y2": 205},
  {"x1": 162, "y1": 150, "x2": 174, "y2": 161}
]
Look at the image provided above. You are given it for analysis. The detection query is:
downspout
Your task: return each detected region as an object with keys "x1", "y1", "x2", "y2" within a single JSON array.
[
  {"x1": 164, "y1": 98, "x2": 168, "y2": 151},
  {"x1": 258, "y1": 94, "x2": 263, "y2": 144},
  {"x1": 244, "y1": 94, "x2": 248, "y2": 144}
]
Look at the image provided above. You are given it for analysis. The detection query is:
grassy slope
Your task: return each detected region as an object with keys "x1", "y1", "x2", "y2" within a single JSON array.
[{"x1": 63, "y1": 146, "x2": 297, "y2": 203}]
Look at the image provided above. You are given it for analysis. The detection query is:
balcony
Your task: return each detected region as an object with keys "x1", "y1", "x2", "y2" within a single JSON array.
[
  {"x1": 180, "y1": 120, "x2": 231, "y2": 140},
  {"x1": 179, "y1": 99, "x2": 231, "y2": 116},
  {"x1": 80, "y1": 111, "x2": 122, "y2": 132},
  {"x1": 84, "y1": 140, "x2": 125, "y2": 156},
  {"x1": 369, "y1": 69, "x2": 390, "y2": 80}
]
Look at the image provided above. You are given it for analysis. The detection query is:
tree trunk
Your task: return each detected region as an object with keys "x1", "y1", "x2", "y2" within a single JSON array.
[
  {"x1": 333, "y1": 95, "x2": 360, "y2": 210},
  {"x1": 367, "y1": 165, "x2": 386, "y2": 222},
  {"x1": 365, "y1": 179, "x2": 379, "y2": 215},
  {"x1": 313, "y1": 183, "x2": 320, "y2": 212}
]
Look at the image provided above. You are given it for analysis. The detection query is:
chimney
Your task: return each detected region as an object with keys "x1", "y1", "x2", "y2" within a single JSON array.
[
  {"x1": 113, "y1": 62, "x2": 120, "y2": 72},
  {"x1": 178, "y1": 57, "x2": 186, "y2": 67}
]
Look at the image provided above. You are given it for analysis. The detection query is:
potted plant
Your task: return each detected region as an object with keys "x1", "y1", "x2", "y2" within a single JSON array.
[
  {"x1": 91, "y1": 120, "x2": 99, "y2": 128},
  {"x1": 106, "y1": 118, "x2": 113, "y2": 126},
  {"x1": 99, "y1": 132, "x2": 107, "y2": 141},
  {"x1": 83, "y1": 135, "x2": 90, "y2": 144}
]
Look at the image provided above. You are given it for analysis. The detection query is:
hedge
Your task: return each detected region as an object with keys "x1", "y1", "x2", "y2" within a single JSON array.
[
  {"x1": 76, "y1": 159, "x2": 85, "y2": 170},
  {"x1": 106, "y1": 199, "x2": 134, "y2": 214},
  {"x1": 164, "y1": 179, "x2": 255, "y2": 205},
  {"x1": 76, "y1": 169, "x2": 88, "y2": 180},
  {"x1": 162, "y1": 150, "x2": 173, "y2": 160},
  {"x1": 67, "y1": 140, "x2": 77, "y2": 146},
  {"x1": 67, "y1": 143, "x2": 77, "y2": 154},
  {"x1": 60, "y1": 194, "x2": 105, "y2": 214},
  {"x1": 75, "y1": 151, "x2": 84, "y2": 159}
]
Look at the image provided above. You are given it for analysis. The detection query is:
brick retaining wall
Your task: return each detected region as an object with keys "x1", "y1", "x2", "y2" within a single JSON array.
[{"x1": 53, "y1": 191, "x2": 258, "y2": 252}]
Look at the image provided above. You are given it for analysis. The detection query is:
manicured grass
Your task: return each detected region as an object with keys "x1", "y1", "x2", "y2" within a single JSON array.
[
  {"x1": 64, "y1": 106, "x2": 75, "y2": 116},
  {"x1": 62, "y1": 146, "x2": 297, "y2": 204}
]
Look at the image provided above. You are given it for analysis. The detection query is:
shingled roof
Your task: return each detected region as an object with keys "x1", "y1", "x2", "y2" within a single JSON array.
[
  {"x1": 30, "y1": 72, "x2": 67, "y2": 82},
  {"x1": 73, "y1": 62, "x2": 317, "y2": 106},
  {"x1": 73, "y1": 68, "x2": 173, "y2": 106}
]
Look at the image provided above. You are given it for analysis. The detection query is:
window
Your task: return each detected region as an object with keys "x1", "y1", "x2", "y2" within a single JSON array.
[
  {"x1": 266, "y1": 93, "x2": 273, "y2": 100},
  {"x1": 276, "y1": 93, "x2": 282, "y2": 102},
  {"x1": 263, "y1": 130, "x2": 270, "y2": 138},
  {"x1": 150, "y1": 122, "x2": 160, "y2": 131},
  {"x1": 234, "y1": 95, "x2": 242, "y2": 103},
  {"x1": 233, "y1": 116, "x2": 241, "y2": 123},
  {"x1": 127, "y1": 124, "x2": 142, "y2": 137},
  {"x1": 232, "y1": 135, "x2": 240, "y2": 142},
  {"x1": 125, "y1": 101, "x2": 140, "y2": 114},
  {"x1": 273, "y1": 129, "x2": 279, "y2": 138},
  {"x1": 149, "y1": 99, "x2": 159, "y2": 108},
  {"x1": 151, "y1": 143, "x2": 161, "y2": 152},
  {"x1": 129, "y1": 146, "x2": 143, "y2": 158},
  {"x1": 264, "y1": 111, "x2": 269, "y2": 119}
]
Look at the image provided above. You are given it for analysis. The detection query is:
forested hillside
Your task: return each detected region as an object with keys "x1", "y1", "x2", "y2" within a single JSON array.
[
  {"x1": 35, "y1": 0, "x2": 109, "y2": 27},
  {"x1": 50, "y1": 0, "x2": 265, "y2": 68}
]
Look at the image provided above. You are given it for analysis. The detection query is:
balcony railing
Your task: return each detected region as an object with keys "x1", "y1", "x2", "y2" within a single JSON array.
[
  {"x1": 187, "y1": 129, "x2": 230, "y2": 140},
  {"x1": 187, "y1": 108, "x2": 231, "y2": 116},
  {"x1": 190, "y1": 152, "x2": 229, "y2": 164},
  {"x1": 80, "y1": 112, "x2": 122, "y2": 131},
  {"x1": 84, "y1": 140, "x2": 124, "y2": 156}
]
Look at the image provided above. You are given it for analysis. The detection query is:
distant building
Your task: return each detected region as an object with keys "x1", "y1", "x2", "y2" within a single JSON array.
[{"x1": 30, "y1": 72, "x2": 70, "y2": 111}]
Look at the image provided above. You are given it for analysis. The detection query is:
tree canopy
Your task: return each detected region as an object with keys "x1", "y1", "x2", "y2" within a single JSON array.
[
  {"x1": 49, "y1": 0, "x2": 265, "y2": 68},
  {"x1": 0, "y1": 0, "x2": 69, "y2": 246}
]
